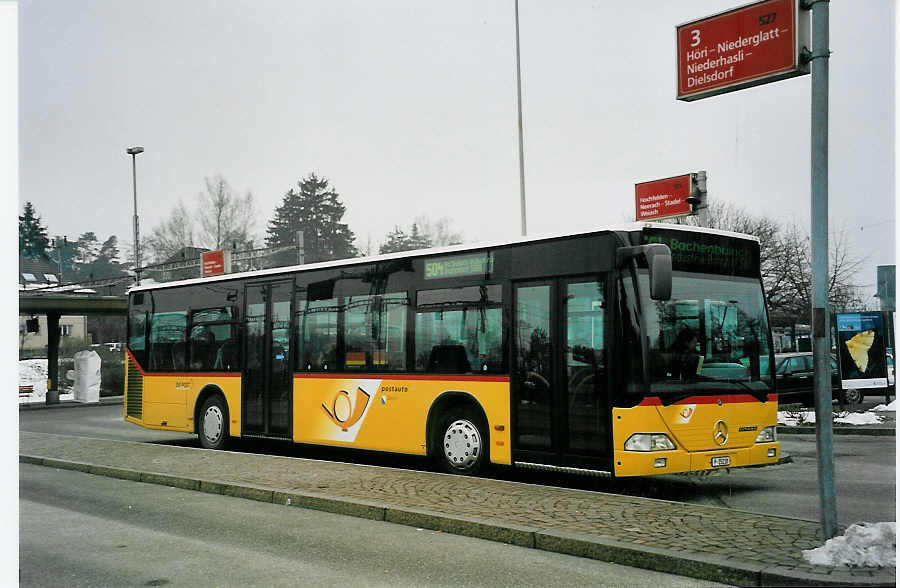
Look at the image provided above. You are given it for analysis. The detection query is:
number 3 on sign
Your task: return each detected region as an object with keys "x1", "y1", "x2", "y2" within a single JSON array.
[{"x1": 690, "y1": 29, "x2": 700, "y2": 47}]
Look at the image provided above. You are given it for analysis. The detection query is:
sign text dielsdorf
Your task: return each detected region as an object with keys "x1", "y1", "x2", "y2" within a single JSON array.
[{"x1": 676, "y1": 0, "x2": 809, "y2": 101}]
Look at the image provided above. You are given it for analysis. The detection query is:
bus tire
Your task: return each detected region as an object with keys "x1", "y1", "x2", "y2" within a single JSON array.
[
  {"x1": 199, "y1": 395, "x2": 229, "y2": 450},
  {"x1": 434, "y1": 407, "x2": 487, "y2": 475},
  {"x1": 845, "y1": 388, "x2": 863, "y2": 404}
]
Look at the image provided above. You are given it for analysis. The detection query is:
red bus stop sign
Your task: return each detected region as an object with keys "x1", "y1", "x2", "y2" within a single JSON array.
[{"x1": 677, "y1": 0, "x2": 809, "y2": 101}]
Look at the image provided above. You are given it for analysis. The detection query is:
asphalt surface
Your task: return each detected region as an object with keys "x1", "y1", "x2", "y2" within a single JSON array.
[{"x1": 19, "y1": 399, "x2": 896, "y2": 588}]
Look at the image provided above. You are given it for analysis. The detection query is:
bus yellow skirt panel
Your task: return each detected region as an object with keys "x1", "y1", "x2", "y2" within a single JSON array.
[{"x1": 292, "y1": 374, "x2": 512, "y2": 465}]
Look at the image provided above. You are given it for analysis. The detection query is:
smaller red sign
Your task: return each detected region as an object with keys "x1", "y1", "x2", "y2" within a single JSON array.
[
  {"x1": 635, "y1": 175, "x2": 693, "y2": 222},
  {"x1": 202, "y1": 250, "x2": 226, "y2": 277}
]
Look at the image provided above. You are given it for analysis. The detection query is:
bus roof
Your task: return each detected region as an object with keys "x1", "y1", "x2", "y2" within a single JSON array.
[{"x1": 129, "y1": 221, "x2": 759, "y2": 293}]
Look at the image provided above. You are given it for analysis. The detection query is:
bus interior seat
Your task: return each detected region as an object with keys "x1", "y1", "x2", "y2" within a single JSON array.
[
  {"x1": 172, "y1": 341, "x2": 186, "y2": 371},
  {"x1": 428, "y1": 345, "x2": 471, "y2": 373}
]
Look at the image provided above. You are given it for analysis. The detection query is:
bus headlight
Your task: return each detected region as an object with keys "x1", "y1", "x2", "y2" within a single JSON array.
[
  {"x1": 624, "y1": 433, "x2": 676, "y2": 451},
  {"x1": 755, "y1": 426, "x2": 777, "y2": 443}
]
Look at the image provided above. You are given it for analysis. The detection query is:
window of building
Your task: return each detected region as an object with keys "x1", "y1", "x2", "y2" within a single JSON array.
[
  {"x1": 21, "y1": 273, "x2": 36, "y2": 282},
  {"x1": 60, "y1": 324, "x2": 73, "y2": 337},
  {"x1": 44, "y1": 274, "x2": 59, "y2": 283},
  {"x1": 415, "y1": 285, "x2": 502, "y2": 373}
]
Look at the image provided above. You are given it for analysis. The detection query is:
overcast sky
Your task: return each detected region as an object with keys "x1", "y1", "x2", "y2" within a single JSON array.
[{"x1": 13, "y1": 0, "x2": 896, "y2": 298}]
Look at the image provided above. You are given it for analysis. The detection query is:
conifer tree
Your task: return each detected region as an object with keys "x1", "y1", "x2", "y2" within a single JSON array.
[
  {"x1": 18, "y1": 201, "x2": 50, "y2": 259},
  {"x1": 266, "y1": 174, "x2": 357, "y2": 264}
]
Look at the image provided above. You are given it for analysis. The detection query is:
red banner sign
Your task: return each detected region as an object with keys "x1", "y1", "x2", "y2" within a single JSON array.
[
  {"x1": 677, "y1": 0, "x2": 806, "y2": 101},
  {"x1": 635, "y1": 175, "x2": 693, "y2": 222},
  {"x1": 201, "y1": 250, "x2": 227, "y2": 277}
]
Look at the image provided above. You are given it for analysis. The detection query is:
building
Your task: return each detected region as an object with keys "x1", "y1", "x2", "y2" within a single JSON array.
[{"x1": 19, "y1": 254, "x2": 91, "y2": 357}]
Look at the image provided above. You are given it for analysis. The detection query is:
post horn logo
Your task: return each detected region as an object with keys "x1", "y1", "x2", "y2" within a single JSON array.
[
  {"x1": 322, "y1": 387, "x2": 371, "y2": 431},
  {"x1": 713, "y1": 420, "x2": 729, "y2": 446}
]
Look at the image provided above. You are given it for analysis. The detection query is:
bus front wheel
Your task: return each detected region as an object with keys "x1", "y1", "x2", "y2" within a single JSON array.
[
  {"x1": 199, "y1": 396, "x2": 229, "y2": 450},
  {"x1": 434, "y1": 408, "x2": 486, "y2": 475}
]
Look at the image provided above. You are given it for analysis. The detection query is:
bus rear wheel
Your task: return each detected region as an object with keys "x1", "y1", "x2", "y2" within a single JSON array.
[
  {"x1": 434, "y1": 408, "x2": 486, "y2": 475},
  {"x1": 199, "y1": 396, "x2": 229, "y2": 450},
  {"x1": 845, "y1": 388, "x2": 863, "y2": 404}
]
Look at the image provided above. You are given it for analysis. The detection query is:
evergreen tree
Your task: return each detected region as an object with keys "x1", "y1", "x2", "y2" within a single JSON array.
[
  {"x1": 266, "y1": 173, "x2": 357, "y2": 264},
  {"x1": 99, "y1": 235, "x2": 121, "y2": 265},
  {"x1": 76, "y1": 232, "x2": 101, "y2": 265},
  {"x1": 379, "y1": 226, "x2": 410, "y2": 254},
  {"x1": 19, "y1": 201, "x2": 50, "y2": 259},
  {"x1": 378, "y1": 222, "x2": 434, "y2": 254}
]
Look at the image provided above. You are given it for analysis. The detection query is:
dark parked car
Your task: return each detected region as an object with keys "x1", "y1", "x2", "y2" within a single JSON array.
[{"x1": 774, "y1": 352, "x2": 844, "y2": 406}]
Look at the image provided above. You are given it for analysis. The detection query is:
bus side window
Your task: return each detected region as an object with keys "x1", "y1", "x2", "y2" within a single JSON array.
[
  {"x1": 149, "y1": 311, "x2": 187, "y2": 372},
  {"x1": 296, "y1": 297, "x2": 339, "y2": 371},
  {"x1": 415, "y1": 285, "x2": 502, "y2": 373}
]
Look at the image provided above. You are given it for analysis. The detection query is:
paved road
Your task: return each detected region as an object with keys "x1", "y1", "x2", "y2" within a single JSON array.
[
  {"x1": 20, "y1": 403, "x2": 894, "y2": 528},
  {"x1": 20, "y1": 463, "x2": 727, "y2": 588}
]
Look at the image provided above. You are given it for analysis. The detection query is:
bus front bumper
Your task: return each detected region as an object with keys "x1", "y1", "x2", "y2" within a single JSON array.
[{"x1": 613, "y1": 441, "x2": 780, "y2": 477}]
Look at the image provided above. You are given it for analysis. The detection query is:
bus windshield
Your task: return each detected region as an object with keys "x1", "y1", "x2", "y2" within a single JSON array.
[{"x1": 638, "y1": 271, "x2": 773, "y2": 402}]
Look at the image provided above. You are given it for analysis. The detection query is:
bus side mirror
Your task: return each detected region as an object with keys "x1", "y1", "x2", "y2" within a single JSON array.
[{"x1": 616, "y1": 243, "x2": 672, "y2": 301}]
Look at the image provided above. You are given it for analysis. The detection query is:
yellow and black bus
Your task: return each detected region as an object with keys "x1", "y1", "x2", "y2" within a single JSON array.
[{"x1": 125, "y1": 222, "x2": 779, "y2": 477}]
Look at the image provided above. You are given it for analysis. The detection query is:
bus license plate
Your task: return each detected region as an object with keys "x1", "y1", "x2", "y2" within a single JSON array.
[{"x1": 711, "y1": 456, "x2": 731, "y2": 467}]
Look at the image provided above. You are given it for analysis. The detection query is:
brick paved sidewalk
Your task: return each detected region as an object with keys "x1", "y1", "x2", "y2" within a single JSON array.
[{"x1": 20, "y1": 431, "x2": 895, "y2": 587}]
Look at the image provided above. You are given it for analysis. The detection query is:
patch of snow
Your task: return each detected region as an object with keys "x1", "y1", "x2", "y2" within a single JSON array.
[
  {"x1": 778, "y1": 410, "x2": 816, "y2": 426},
  {"x1": 19, "y1": 358, "x2": 74, "y2": 404},
  {"x1": 836, "y1": 411, "x2": 883, "y2": 426},
  {"x1": 871, "y1": 400, "x2": 897, "y2": 412},
  {"x1": 802, "y1": 522, "x2": 896, "y2": 568},
  {"x1": 777, "y1": 410, "x2": 884, "y2": 426}
]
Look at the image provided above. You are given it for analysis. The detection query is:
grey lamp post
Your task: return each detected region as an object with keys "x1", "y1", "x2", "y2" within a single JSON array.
[{"x1": 126, "y1": 146, "x2": 144, "y2": 285}]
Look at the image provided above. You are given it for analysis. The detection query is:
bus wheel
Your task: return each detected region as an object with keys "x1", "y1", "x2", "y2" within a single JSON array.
[
  {"x1": 199, "y1": 396, "x2": 228, "y2": 450},
  {"x1": 435, "y1": 408, "x2": 486, "y2": 475},
  {"x1": 845, "y1": 388, "x2": 863, "y2": 404}
]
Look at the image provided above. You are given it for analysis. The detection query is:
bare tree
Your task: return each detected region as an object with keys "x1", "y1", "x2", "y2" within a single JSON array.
[
  {"x1": 771, "y1": 221, "x2": 867, "y2": 317},
  {"x1": 412, "y1": 215, "x2": 464, "y2": 247},
  {"x1": 682, "y1": 202, "x2": 866, "y2": 318},
  {"x1": 197, "y1": 175, "x2": 257, "y2": 250},
  {"x1": 144, "y1": 199, "x2": 195, "y2": 262}
]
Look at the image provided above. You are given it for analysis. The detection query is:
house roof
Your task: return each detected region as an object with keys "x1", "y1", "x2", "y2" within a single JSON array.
[{"x1": 18, "y1": 255, "x2": 60, "y2": 286}]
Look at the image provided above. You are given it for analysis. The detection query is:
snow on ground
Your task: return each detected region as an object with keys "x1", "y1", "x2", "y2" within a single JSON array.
[
  {"x1": 18, "y1": 359, "x2": 73, "y2": 404},
  {"x1": 872, "y1": 400, "x2": 897, "y2": 412},
  {"x1": 777, "y1": 407, "x2": 889, "y2": 426},
  {"x1": 803, "y1": 522, "x2": 896, "y2": 568}
]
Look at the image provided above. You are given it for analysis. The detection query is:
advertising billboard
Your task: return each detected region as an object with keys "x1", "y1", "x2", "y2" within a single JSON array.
[
  {"x1": 835, "y1": 312, "x2": 889, "y2": 389},
  {"x1": 676, "y1": 0, "x2": 809, "y2": 101}
]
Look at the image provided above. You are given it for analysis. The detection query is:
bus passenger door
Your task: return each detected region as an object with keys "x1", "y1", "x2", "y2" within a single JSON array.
[
  {"x1": 513, "y1": 282, "x2": 555, "y2": 453},
  {"x1": 513, "y1": 278, "x2": 609, "y2": 466},
  {"x1": 243, "y1": 280, "x2": 293, "y2": 438}
]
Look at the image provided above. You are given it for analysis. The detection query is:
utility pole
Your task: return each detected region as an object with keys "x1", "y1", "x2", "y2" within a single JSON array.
[
  {"x1": 514, "y1": 0, "x2": 527, "y2": 236},
  {"x1": 807, "y1": 0, "x2": 837, "y2": 540}
]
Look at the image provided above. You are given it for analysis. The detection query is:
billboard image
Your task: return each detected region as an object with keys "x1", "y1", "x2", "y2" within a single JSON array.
[{"x1": 835, "y1": 312, "x2": 888, "y2": 389}]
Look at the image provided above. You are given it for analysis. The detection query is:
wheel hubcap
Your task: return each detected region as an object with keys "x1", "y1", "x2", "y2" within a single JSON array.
[
  {"x1": 203, "y1": 405, "x2": 223, "y2": 444},
  {"x1": 443, "y1": 419, "x2": 481, "y2": 470}
]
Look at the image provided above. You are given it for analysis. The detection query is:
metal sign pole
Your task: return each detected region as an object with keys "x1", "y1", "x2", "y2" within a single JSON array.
[{"x1": 807, "y1": 0, "x2": 838, "y2": 540}]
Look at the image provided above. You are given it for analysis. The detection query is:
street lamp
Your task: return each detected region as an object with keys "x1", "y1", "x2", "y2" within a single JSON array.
[{"x1": 126, "y1": 146, "x2": 144, "y2": 285}]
